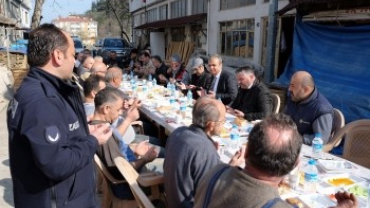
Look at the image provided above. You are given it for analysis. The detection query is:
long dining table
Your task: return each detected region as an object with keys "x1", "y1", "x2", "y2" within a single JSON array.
[{"x1": 122, "y1": 82, "x2": 370, "y2": 208}]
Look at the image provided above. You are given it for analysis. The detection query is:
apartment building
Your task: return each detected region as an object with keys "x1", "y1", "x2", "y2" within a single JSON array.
[{"x1": 53, "y1": 15, "x2": 98, "y2": 47}]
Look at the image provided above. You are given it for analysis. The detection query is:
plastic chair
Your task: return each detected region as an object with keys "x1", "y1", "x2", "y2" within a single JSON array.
[
  {"x1": 94, "y1": 155, "x2": 137, "y2": 208},
  {"x1": 330, "y1": 120, "x2": 370, "y2": 169},
  {"x1": 271, "y1": 93, "x2": 281, "y2": 114},
  {"x1": 323, "y1": 108, "x2": 345, "y2": 152},
  {"x1": 114, "y1": 157, "x2": 165, "y2": 208}
]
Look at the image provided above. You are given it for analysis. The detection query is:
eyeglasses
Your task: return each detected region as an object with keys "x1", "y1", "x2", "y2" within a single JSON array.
[{"x1": 215, "y1": 118, "x2": 226, "y2": 125}]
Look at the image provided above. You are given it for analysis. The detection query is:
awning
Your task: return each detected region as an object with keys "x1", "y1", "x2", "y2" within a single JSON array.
[
  {"x1": 278, "y1": 0, "x2": 370, "y2": 15},
  {"x1": 135, "y1": 13, "x2": 206, "y2": 30},
  {"x1": 0, "y1": 14, "x2": 17, "y2": 26}
]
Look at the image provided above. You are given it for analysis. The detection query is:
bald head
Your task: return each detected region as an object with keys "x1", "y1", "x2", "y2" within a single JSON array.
[
  {"x1": 289, "y1": 71, "x2": 315, "y2": 102},
  {"x1": 105, "y1": 67, "x2": 123, "y2": 88},
  {"x1": 91, "y1": 62, "x2": 107, "y2": 78},
  {"x1": 94, "y1": 56, "x2": 103, "y2": 63},
  {"x1": 247, "y1": 114, "x2": 302, "y2": 177},
  {"x1": 83, "y1": 56, "x2": 95, "y2": 70}
]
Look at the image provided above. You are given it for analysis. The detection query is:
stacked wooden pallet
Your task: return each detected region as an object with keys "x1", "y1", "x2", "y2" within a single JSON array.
[
  {"x1": 0, "y1": 52, "x2": 29, "y2": 91},
  {"x1": 166, "y1": 41, "x2": 195, "y2": 65}
]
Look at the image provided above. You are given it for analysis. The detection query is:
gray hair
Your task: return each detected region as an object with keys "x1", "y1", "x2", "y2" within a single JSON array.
[
  {"x1": 192, "y1": 97, "x2": 221, "y2": 128},
  {"x1": 105, "y1": 67, "x2": 122, "y2": 83},
  {"x1": 171, "y1": 54, "x2": 182, "y2": 63},
  {"x1": 94, "y1": 86, "x2": 125, "y2": 108},
  {"x1": 209, "y1": 54, "x2": 223, "y2": 64}
]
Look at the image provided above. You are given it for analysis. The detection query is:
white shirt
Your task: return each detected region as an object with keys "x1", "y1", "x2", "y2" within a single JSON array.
[{"x1": 212, "y1": 71, "x2": 222, "y2": 94}]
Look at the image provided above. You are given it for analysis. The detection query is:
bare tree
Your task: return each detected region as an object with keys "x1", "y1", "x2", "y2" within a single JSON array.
[{"x1": 30, "y1": 0, "x2": 45, "y2": 30}]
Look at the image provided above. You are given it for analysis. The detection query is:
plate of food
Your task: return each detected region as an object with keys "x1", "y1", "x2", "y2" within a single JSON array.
[
  {"x1": 299, "y1": 194, "x2": 336, "y2": 208},
  {"x1": 346, "y1": 184, "x2": 368, "y2": 199},
  {"x1": 285, "y1": 197, "x2": 310, "y2": 208},
  {"x1": 321, "y1": 174, "x2": 364, "y2": 188}
]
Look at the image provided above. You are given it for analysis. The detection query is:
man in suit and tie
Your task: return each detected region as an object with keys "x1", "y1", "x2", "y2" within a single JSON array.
[{"x1": 205, "y1": 54, "x2": 238, "y2": 105}]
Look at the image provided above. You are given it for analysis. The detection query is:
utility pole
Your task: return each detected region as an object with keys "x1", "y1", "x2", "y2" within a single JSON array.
[{"x1": 264, "y1": 0, "x2": 278, "y2": 83}]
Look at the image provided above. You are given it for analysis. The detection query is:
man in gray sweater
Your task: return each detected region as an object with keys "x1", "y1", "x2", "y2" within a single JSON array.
[{"x1": 164, "y1": 97, "x2": 245, "y2": 208}]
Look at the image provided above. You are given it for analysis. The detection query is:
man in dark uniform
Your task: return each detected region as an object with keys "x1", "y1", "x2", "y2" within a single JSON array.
[{"x1": 7, "y1": 24, "x2": 112, "y2": 208}]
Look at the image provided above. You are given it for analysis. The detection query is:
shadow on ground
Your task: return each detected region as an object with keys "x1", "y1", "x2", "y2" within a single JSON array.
[{"x1": 0, "y1": 178, "x2": 14, "y2": 206}]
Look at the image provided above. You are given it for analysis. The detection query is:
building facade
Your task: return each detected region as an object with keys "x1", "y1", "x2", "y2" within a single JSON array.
[
  {"x1": 0, "y1": 0, "x2": 31, "y2": 46},
  {"x1": 130, "y1": 0, "x2": 293, "y2": 69},
  {"x1": 53, "y1": 15, "x2": 98, "y2": 47}
]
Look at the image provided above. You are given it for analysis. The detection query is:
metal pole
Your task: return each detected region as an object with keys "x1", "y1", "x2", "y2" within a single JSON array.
[{"x1": 264, "y1": 0, "x2": 279, "y2": 83}]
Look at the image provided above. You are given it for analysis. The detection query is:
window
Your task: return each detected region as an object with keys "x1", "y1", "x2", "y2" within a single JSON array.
[
  {"x1": 141, "y1": 13, "x2": 146, "y2": 25},
  {"x1": 220, "y1": 0, "x2": 255, "y2": 10},
  {"x1": 171, "y1": 0, "x2": 187, "y2": 19},
  {"x1": 147, "y1": 8, "x2": 157, "y2": 23},
  {"x1": 192, "y1": 0, "x2": 207, "y2": 14},
  {"x1": 134, "y1": 14, "x2": 141, "y2": 27},
  {"x1": 159, "y1": 5, "x2": 167, "y2": 20},
  {"x1": 219, "y1": 19, "x2": 255, "y2": 58}
]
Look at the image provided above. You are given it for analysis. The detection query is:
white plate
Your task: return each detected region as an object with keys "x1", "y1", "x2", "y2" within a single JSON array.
[
  {"x1": 299, "y1": 194, "x2": 336, "y2": 208},
  {"x1": 317, "y1": 159, "x2": 357, "y2": 173},
  {"x1": 321, "y1": 173, "x2": 364, "y2": 188}
]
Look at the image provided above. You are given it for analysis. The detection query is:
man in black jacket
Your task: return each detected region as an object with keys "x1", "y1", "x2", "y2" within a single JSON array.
[
  {"x1": 205, "y1": 54, "x2": 238, "y2": 105},
  {"x1": 7, "y1": 24, "x2": 112, "y2": 208},
  {"x1": 227, "y1": 66, "x2": 273, "y2": 121}
]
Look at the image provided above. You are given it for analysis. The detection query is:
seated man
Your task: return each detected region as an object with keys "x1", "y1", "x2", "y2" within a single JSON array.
[
  {"x1": 105, "y1": 66, "x2": 123, "y2": 88},
  {"x1": 284, "y1": 71, "x2": 333, "y2": 145},
  {"x1": 93, "y1": 87, "x2": 163, "y2": 199},
  {"x1": 194, "y1": 114, "x2": 358, "y2": 208},
  {"x1": 226, "y1": 66, "x2": 273, "y2": 121},
  {"x1": 164, "y1": 97, "x2": 245, "y2": 208},
  {"x1": 205, "y1": 54, "x2": 238, "y2": 105},
  {"x1": 90, "y1": 62, "x2": 108, "y2": 78},
  {"x1": 168, "y1": 54, "x2": 190, "y2": 85},
  {"x1": 179, "y1": 57, "x2": 212, "y2": 99},
  {"x1": 151, "y1": 55, "x2": 169, "y2": 85}
]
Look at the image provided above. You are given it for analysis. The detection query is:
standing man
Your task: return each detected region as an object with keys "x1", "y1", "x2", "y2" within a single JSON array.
[
  {"x1": 164, "y1": 97, "x2": 245, "y2": 208},
  {"x1": 206, "y1": 54, "x2": 238, "y2": 105},
  {"x1": 227, "y1": 66, "x2": 273, "y2": 121},
  {"x1": 284, "y1": 71, "x2": 333, "y2": 145},
  {"x1": 7, "y1": 24, "x2": 112, "y2": 208}
]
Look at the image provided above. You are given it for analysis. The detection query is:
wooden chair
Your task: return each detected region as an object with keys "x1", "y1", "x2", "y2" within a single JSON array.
[
  {"x1": 131, "y1": 120, "x2": 145, "y2": 135},
  {"x1": 271, "y1": 93, "x2": 281, "y2": 114},
  {"x1": 329, "y1": 120, "x2": 370, "y2": 169},
  {"x1": 323, "y1": 108, "x2": 345, "y2": 152},
  {"x1": 114, "y1": 157, "x2": 165, "y2": 208},
  {"x1": 94, "y1": 155, "x2": 137, "y2": 208}
]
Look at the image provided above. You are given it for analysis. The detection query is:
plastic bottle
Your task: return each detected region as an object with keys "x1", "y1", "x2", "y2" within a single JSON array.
[
  {"x1": 187, "y1": 90, "x2": 193, "y2": 105},
  {"x1": 148, "y1": 74, "x2": 152, "y2": 81},
  {"x1": 304, "y1": 159, "x2": 318, "y2": 194},
  {"x1": 130, "y1": 70, "x2": 134, "y2": 80},
  {"x1": 180, "y1": 98, "x2": 187, "y2": 119},
  {"x1": 312, "y1": 133, "x2": 323, "y2": 159},
  {"x1": 152, "y1": 78, "x2": 157, "y2": 87},
  {"x1": 229, "y1": 124, "x2": 240, "y2": 150},
  {"x1": 131, "y1": 79, "x2": 137, "y2": 97}
]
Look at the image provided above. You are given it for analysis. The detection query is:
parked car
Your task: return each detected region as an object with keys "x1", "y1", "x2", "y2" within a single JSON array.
[
  {"x1": 97, "y1": 38, "x2": 132, "y2": 61},
  {"x1": 73, "y1": 38, "x2": 84, "y2": 56}
]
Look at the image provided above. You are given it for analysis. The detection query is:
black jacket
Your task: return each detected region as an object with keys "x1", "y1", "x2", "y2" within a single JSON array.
[
  {"x1": 7, "y1": 67, "x2": 98, "y2": 208},
  {"x1": 206, "y1": 69, "x2": 238, "y2": 105},
  {"x1": 155, "y1": 63, "x2": 169, "y2": 85},
  {"x1": 231, "y1": 80, "x2": 273, "y2": 121},
  {"x1": 186, "y1": 71, "x2": 212, "y2": 99}
]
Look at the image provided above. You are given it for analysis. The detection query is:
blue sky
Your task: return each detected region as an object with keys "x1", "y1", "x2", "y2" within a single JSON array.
[{"x1": 30, "y1": 0, "x2": 93, "y2": 24}]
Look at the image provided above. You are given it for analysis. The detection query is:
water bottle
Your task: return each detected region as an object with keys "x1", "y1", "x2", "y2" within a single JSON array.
[
  {"x1": 187, "y1": 90, "x2": 193, "y2": 105},
  {"x1": 167, "y1": 82, "x2": 171, "y2": 89},
  {"x1": 180, "y1": 98, "x2": 187, "y2": 119},
  {"x1": 312, "y1": 133, "x2": 323, "y2": 159},
  {"x1": 142, "y1": 83, "x2": 148, "y2": 94},
  {"x1": 123, "y1": 73, "x2": 127, "y2": 81},
  {"x1": 130, "y1": 70, "x2": 134, "y2": 80},
  {"x1": 131, "y1": 79, "x2": 137, "y2": 96},
  {"x1": 229, "y1": 124, "x2": 240, "y2": 150},
  {"x1": 152, "y1": 78, "x2": 157, "y2": 87},
  {"x1": 148, "y1": 74, "x2": 152, "y2": 81},
  {"x1": 304, "y1": 159, "x2": 318, "y2": 194}
]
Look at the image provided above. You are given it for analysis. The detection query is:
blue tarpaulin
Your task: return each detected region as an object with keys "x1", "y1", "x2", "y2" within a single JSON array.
[{"x1": 276, "y1": 17, "x2": 370, "y2": 123}]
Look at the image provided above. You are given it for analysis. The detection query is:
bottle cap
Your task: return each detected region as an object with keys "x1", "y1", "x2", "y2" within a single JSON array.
[
  {"x1": 308, "y1": 159, "x2": 316, "y2": 165},
  {"x1": 232, "y1": 124, "x2": 237, "y2": 128},
  {"x1": 315, "y1": 133, "x2": 322, "y2": 138}
]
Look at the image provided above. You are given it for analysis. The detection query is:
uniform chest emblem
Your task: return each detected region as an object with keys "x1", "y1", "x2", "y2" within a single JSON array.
[
  {"x1": 69, "y1": 121, "x2": 80, "y2": 131},
  {"x1": 45, "y1": 126, "x2": 61, "y2": 143}
]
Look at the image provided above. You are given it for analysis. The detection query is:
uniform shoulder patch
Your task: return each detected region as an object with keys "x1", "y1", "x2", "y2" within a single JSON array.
[{"x1": 45, "y1": 126, "x2": 61, "y2": 143}]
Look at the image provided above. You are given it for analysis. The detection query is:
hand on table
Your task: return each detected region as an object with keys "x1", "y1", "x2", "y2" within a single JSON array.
[
  {"x1": 330, "y1": 192, "x2": 358, "y2": 208},
  {"x1": 90, "y1": 123, "x2": 113, "y2": 145},
  {"x1": 158, "y1": 74, "x2": 168, "y2": 83},
  {"x1": 234, "y1": 109, "x2": 245, "y2": 118},
  {"x1": 228, "y1": 147, "x2": 246, "y2": 167},
  {"x1": 178, "y1": 83, "x2": 186, "y2": 90},
  {"x1": 225, "y1": 106, "x2": 235, "y2": 114},
  {"x1": 205, "y1": 90, "x2": 216, "y2": 99}
]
